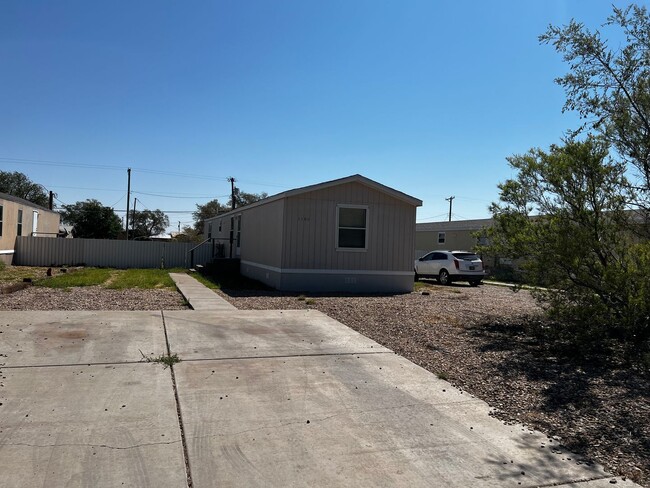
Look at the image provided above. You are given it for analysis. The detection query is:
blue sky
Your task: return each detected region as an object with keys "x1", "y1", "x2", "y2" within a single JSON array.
[{"x1": 0, "y1": 0, "x2": 639, "y2": 231}]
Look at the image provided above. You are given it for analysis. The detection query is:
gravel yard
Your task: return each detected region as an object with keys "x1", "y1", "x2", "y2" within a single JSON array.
[
  {"x1": 0, "y1": 285, "x2": 187, "y2": 310},
  {"x1": 0, "y1": 277, "x2": 647, "y2": 485}
]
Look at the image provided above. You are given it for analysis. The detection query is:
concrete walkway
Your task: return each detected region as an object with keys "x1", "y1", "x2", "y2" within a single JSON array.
[
  {"x1": 0, "y1": 278, "x2": 640, "y2": 487},
  {"x1": 170, "y1": 272, "x2": 236, "y2": 311}
]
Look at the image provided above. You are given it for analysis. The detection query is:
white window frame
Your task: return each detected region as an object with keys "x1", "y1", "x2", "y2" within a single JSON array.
[
  {"x1": 438, "y1": 232, "x2": 446, "y2": 244},
  {"x1": 335, "y1": 204, "x2": 368, "y2": 252}
]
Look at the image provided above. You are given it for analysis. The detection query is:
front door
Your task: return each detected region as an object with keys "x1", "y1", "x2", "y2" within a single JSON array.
[
  {"x1": 32, "y1": 211, "x2": 39, "y2": 236},
  {"x1": 235, "y1": 215, "x2": 241, "y2": 257}
]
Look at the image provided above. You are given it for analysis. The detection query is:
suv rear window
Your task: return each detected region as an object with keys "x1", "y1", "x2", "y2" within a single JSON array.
[{"x1": 452, "y1": 252, "x2": 479, "y2": 260}]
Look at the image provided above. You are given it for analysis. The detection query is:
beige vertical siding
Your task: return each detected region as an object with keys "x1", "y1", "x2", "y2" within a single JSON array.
[
  {"x1": 1, "y1": 199, "x2": 60, "y2": 251},
  {"x1": 416, "y1": 229, "x2": 480, "y2": 253},
  {"x1": 1, "y1": 198, "x2": 59, "y2": 264},
  {"x1": 240, "y1": 199, "x2": 284, "y2": 267},
  {"x1": 281, "y1": 182, "x2": 416, "y2": 272},
  {"x1": 206, "y1": 215, "x2": 232, "y2": 257}
]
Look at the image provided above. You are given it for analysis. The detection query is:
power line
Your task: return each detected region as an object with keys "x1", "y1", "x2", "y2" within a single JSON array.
[
  {"x1": 0, "y1": 156, "x2": 230, "y2": 180},
  {"x1": 0, "y1": 156, "x2": 124, "y2": 170},
  {"x1": 48, "y1": 185, "x2": 124, "y2": 192},
  {"x1": 132, "y1": 191, "x2": 230, "y2": 199},
  {"x1": 114, "y1": 209, "x2": 194, "y2": 214},
  {"x1": 109, "y1": 194, "x2": 126, "y2": 208},
  {"x1": 416, "y1": 213, "x2": 448, "y2": 222},
  {"x1": 1, "y1": 156, "x2": 294, "y2": 189},
  {"x1": 47, "y1": 185, "x2": 230, "y2": 199}
]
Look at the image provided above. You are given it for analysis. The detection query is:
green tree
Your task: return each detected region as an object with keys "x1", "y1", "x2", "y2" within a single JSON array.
[
  {"x1": 0, "y1": 171, "x2": 50, "y2": 207},
  {"x1": 191, "y1": 192, "x2": 268, "y2": 235},
  {"x1": 487, "y1": 137, "x2": 649, "y2": 361},
  {"x1": 174, "y1": 225, "x2": 202, "y2": 243},
  {"x1": 130, "y1": 209, "x2": 170, "y2": 239},
  {"x1": 60, "y1": 199, "x2": 122, "y2": 239},
  {"x1": 230, "y1": 189, "x2": 268, "y2": 208},
  {"x1": 540, "y1": 5, "x2": 650, "y2": 203},
  {"x1": 192, "y1": 199, "x2": 228, "y2": 233}
]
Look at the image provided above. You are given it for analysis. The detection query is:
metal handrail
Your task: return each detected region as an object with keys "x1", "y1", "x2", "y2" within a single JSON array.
[
  {"x1": 187, "y1": 237, "x2": 211, "y2": 253},
  {"x1": 187, "y1": 237, "x2": 214, "y2": 268}
]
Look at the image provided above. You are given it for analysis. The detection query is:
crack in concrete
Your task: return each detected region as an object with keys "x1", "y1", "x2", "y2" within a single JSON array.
[
  {"x1": 186, "y1": 402, "x2": 424, "y2": 440},
  {"x1": 162, "y1": 310, "x2": 193, "y2": 488},
  {"x1": 0, "y1": 360, "x2": 148, "y2": 370},
  {"x1": 2, "y1": 440, "x2": 182, "y2": 450},
  {"x1": 527, "y1": 475, "x2": 614, "y2": 487},
  {"x1": 181, "y1": 350, "x2": 393, "y2": 363}
]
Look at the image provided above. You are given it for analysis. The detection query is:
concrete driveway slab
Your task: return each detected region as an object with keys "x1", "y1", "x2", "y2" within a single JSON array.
[
  {"x1": 175, "y1": 353, "x2": 619, "y2": 488},
  {"x1": 0, "y1": 362, "x2": 187, "y2": 488},
  {"x1": 0, "y1": 311, "x2": 167, "y2": 367},
  {"x1": 164, "y1": 309, "x2": 390, "y2": 360}
]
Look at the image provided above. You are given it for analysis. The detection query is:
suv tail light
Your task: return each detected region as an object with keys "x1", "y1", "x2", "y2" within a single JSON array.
[{"x1": 453, "y1": 259, "x2": 460, "y2": 270}]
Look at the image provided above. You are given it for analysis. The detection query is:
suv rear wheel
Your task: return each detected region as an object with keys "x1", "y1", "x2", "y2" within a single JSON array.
[{"x1": 438, "y1": 269, "x2": 451, "y2": 286}]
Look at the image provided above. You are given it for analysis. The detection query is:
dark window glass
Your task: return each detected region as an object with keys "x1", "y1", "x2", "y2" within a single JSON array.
[
  {"x1": 17, "y1": 209, "x2": 23, "y2": 237},
  {"x1": 0, "y1": 205, "x2": 3, "y2": 236},
  {"x1": 338, "y1": 207, "x2": 367, "y2": 249},
  {"x1": 452, "y1": 252, "x2": 480, "y2": 261},
  {"x1": 338, "y1": 229, "x2": 366, "y2": 248}
]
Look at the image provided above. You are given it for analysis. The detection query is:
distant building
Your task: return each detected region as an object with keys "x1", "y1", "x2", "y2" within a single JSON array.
[
  {"x1": 0, "y1": 192, "x2": 61, "y2": 264},
  {"x1": 416, "y1": 218, "x2": 493, "y2": 258},
  {"x1": 204, "y1": 174, "x2": 422, "y2": 293}
]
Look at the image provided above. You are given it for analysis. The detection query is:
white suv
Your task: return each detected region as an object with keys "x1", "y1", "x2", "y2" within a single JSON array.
[{"x1": 414, "y1": 251, "x2": 485, "y2": 286}]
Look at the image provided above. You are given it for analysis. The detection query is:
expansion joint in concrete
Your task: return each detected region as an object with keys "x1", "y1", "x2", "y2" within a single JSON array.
[
  {"x1": 181, "y1": 350, "x2": 395, "y2": 363},
  {"x1": 0, "y1": 360, "x2": 145, "y2": 370},
  {"x1": 161, "y1": 310, "x2": 193, "y2": 488}
]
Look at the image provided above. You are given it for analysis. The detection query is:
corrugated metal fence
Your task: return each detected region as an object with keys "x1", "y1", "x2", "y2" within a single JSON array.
[{"x1": 14, "y1": 237, "x2": 213, "y2": 269}]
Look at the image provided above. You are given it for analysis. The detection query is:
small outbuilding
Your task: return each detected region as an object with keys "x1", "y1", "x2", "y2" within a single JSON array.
[{"x1": 204, "y1": 174, "x2": 422, "y2": 293}]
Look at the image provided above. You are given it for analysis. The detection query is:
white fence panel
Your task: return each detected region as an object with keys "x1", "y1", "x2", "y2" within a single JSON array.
[{"x1": 14, "y1": 237, "x2": 215, "y2": 269}]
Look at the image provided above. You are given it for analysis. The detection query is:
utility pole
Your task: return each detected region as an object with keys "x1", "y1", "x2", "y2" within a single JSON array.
[
  {"x1": 126, "y1": 168, "x2": 131, "y2": 240},
  {"x1": 445, "y1": 196, "x2": 455, "y2": 222},
  {"x1": 48, "y1": 191, "x2": 54, "y2": 210},
  {"x1": 178, "y1": 221, "x2": 181, "y2": 233},
  {"x1": 132, "y1": 198, "x2": 137, "y2": 235},
  {"x1": 228, "y1": 177, "x2": 236, "y2": 210},
  {"x1": 227, "y1": 176, "x2": 236, "y2": 258}
]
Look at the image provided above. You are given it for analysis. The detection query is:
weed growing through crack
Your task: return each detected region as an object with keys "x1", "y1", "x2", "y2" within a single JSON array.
[{"x1": 140, "y1": 350, "x2": 181, "y2": 368}]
